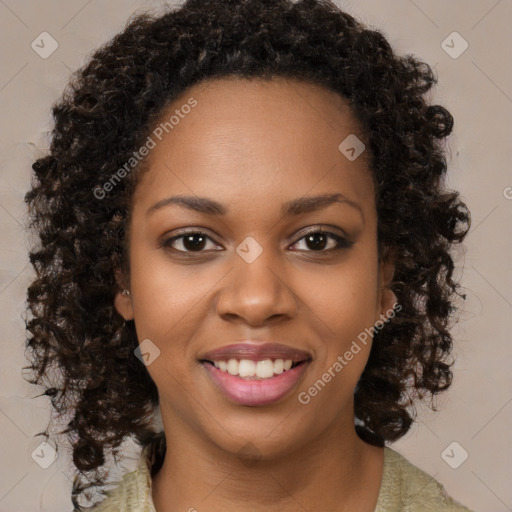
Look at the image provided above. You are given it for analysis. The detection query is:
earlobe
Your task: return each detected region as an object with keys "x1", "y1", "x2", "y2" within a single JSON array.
[
  {"x1": 377, "y1": 257, "x2": 398, "y2": 322},
  {"x1": 379, "y1": 287, "x2": 398, "y2": 321},
  {"x1": 114, "y1": 270, "x2": 134, "y2": 320},
  {"x1": 114, "y1": 290, "x2": 134, "y2": 321}
]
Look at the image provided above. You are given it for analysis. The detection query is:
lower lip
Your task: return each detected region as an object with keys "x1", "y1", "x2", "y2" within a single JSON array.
[{"x1": 202, "y1": 361, "x2": 310, "y2": 406}]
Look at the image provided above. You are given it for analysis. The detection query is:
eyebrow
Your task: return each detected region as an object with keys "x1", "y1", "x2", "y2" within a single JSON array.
[{"x1": 146, "y1": 192, "x2": 364, "y2": 222}]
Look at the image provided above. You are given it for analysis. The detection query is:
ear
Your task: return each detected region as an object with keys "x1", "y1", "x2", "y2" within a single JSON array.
[
  {"x1": 376, "y1": 250, "x2": 398, "y2": 323},
  {"x1": 113, "y1": 269, "x2": 134, "y2": 321}
]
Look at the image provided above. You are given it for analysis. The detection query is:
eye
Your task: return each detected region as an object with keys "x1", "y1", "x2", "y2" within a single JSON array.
[
  {"x1": 162, "y1": 231, "x2": 220, "y2": 253},
  {"x1": 290, "y1": 229, "x2": 353, "y2": 253},
  {"x1": 161, "y1": 227, "x2": 353, "y2": 255}
]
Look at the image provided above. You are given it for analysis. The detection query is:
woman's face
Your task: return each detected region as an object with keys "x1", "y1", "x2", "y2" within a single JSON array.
[{"x1": 115, "y1": 76, "x2": 395, "y2": 459}]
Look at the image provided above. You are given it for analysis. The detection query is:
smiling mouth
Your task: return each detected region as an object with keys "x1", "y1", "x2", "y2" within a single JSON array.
[
  {"x1": 198, "y1": 341, "x2": 312, "y2": 406},
  {"x1": 200, "y1": 357, "x2": 311, "y2": 407},
  {"x1": 200, "y1": 358, "x2": 309, "y2": 380}
]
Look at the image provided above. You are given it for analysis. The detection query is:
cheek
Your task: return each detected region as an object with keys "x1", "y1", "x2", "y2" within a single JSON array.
[
  {"x1": 307, "y1": 276, "x2": 376, "y2": 329},
  {"x1": 127, "y1": 248, "x2": 206, "y2": 406},
  {"x1": 296, "y1": 250, "x2": 380, "y2": 401},
  {"x1": 296, "y1": 283, "x2": 376, "y2": 418},
  {"x1": 127, "y1": 234, "x2": 201, "y2": 333},
  {"x1": 306, "y1": 254, "x2": 379, "y2": 338},
  {"x1": 127, "y1": 240, "x2": 228, "y2": 376}
]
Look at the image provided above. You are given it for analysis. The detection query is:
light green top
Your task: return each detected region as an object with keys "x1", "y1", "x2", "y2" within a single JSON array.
[{"x1": 79, "y1": 444, "x2": 473, "y2": 511}]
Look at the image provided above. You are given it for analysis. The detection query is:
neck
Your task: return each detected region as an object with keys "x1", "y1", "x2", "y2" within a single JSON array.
[{"x1": 151, "y1": 412, "x2": 384, "y2": 512}]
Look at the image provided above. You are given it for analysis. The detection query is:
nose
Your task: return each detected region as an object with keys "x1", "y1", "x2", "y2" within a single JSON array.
[{"x1": 215, "y1": 243, "x2": 298, "y2": 327}]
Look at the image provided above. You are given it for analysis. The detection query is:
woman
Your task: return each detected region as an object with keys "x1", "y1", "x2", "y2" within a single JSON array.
[{"x1": 24, "y1": 0, "x2": 473, "y2": 510}]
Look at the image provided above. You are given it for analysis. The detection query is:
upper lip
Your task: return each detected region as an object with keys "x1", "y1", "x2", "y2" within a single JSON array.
[{"x1": 199, "y1": 342, "x2": 312, "y2": 363}]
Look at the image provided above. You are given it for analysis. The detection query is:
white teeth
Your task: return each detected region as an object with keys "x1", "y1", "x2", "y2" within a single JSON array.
[
  {"x1": 211, "y1": 358, "x2": 296, "y2": 379},
  {"x1": 256, "y1": 359, "x2": 274, "y2": 379},
  {"x1": 273, "y1": 359, "x2": 284, "y2": 374},
  {"x1": 238, "y1": 359, "x2": 256, "y2": 377},
  {"x1": 227, "y1": 359, "x2": 239, "y2": 375}
]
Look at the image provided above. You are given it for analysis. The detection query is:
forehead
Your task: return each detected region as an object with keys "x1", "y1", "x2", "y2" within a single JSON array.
[{"x1": 133, "y1": 76, "x2": 375, "y2": 221}]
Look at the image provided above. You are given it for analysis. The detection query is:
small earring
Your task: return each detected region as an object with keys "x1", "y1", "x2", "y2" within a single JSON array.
[{"x1": 122, "y1": 289, "x2": 130, "y2": 296}]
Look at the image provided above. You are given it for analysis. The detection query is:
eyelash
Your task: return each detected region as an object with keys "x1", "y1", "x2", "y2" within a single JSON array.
[{"x1": 161, "y1": 228, "x2": 353, "y2": 256}]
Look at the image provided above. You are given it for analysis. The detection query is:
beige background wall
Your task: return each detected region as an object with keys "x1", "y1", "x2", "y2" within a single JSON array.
[{"x1": 1, "y1": 1, "x2": 511, "y2": 511}]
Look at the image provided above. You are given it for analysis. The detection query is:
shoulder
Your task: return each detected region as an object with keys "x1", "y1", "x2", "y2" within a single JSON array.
[
  {"x1": 74, "y1": 443, "x2": 474, "y2": 512},
  {"x1": 375, "y1": 446, "x2": 474, "y2": 512},
  {"x1": 73, "y1": 444, "x2": 156, "y2": 512}
]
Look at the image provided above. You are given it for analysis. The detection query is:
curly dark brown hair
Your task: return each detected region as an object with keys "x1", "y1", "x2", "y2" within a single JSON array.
[{"x1": 24, "y1": 0, "x2": 470, "y2": 507}]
